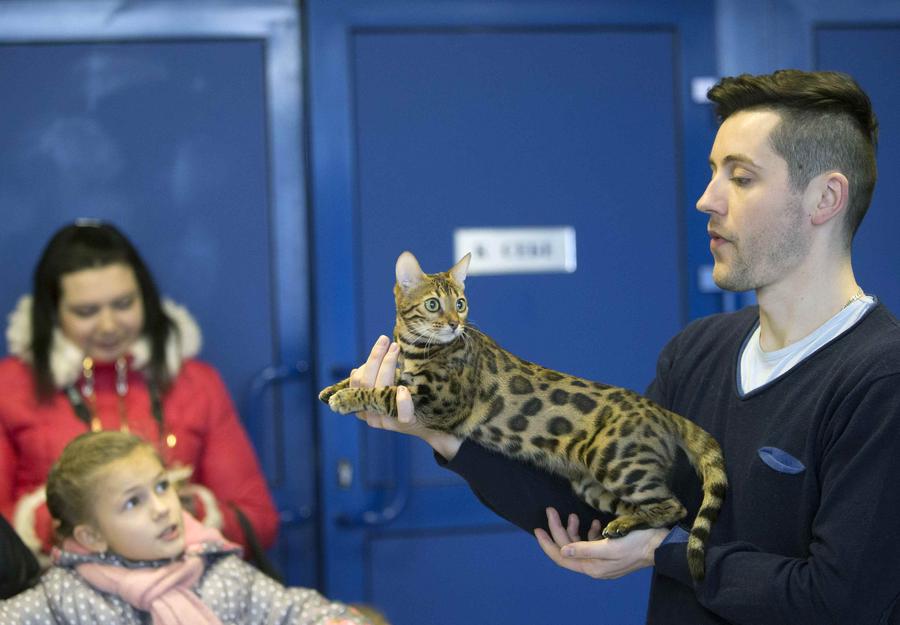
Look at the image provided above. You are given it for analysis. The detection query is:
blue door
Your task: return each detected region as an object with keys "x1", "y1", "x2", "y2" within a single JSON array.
[
  {"x1": 815, "y1": 26, "x2": 900, "y2": 313},
  {"x1": 0, "y1": 3, "x2": 317, "y2": 587},
  {"x1": 308, "y1": 2, "x2": 716, "y2": 623}
]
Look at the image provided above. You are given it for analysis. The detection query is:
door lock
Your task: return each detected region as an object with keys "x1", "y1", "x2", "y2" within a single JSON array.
[{"x1": 337, "y1": 458, "x2": 353, "y2": 489}]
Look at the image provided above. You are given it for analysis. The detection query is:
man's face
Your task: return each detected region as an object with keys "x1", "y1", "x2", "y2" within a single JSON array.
[
  {"x1": 81, "y1": 447, "x2": 185, "y2": 561},
  {"x1": 696, "y1": 109, "x2": 811, "y2": 292}
]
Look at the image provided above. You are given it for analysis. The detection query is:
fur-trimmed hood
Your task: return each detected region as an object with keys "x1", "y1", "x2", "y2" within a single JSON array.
[{"x1": 5, "y1": 295, "x2": 201, "y2": 389}]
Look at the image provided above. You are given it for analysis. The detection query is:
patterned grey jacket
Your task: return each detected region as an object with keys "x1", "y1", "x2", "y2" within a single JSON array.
[{"x1": 0, "y1": 545, "x2": 372, "y2": 625}]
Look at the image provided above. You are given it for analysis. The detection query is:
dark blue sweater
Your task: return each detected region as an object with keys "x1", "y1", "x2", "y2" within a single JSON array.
[{"x1": 441, "y1": 303, "x2": 900, "y2": 624}]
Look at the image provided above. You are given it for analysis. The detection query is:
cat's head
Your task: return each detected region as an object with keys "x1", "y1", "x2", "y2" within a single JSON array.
[{"x1": 394, "y1": 251, "x2": 471, "y2": 344}]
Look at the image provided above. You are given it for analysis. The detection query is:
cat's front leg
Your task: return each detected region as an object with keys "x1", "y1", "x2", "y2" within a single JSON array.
[
  {"x1": 328, "y1": 386, "x2": 399, "y2": 416},
  {"x1": 318, "y1": 378, "x2": 351, "y2": 403}
]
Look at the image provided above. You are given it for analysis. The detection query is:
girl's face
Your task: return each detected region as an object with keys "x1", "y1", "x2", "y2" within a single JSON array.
[
  {"x1": 57, "y1": 263, "x2": 145, "y2": 363},
  {"x1": 78, "y1": 446, "x2": 185, "y2": 561}
]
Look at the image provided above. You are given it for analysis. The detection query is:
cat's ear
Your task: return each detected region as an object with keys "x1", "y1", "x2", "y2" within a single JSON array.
[
  {"x1": 396, "y1": 251, "x2": 426, "y2": 291},
  {"x1": 449, "y1": 252, "x2": 472, "y2": 286}
]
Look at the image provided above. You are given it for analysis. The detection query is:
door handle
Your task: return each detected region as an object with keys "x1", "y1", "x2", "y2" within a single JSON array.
[
  {"x1": 337, "y1": 433, "x2": 411, "y2": 527},
  {"x1": 247, "y1": 361, "x2": 314, "y2": 526}
]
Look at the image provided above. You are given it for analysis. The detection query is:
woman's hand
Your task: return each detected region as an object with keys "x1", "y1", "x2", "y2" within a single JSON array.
[
  {"x1": 352, "y1": 335, "x2": 463, "y2": 460},
  {"x1": 534, "y1": 507, "x2": 666, "y2": 579}
]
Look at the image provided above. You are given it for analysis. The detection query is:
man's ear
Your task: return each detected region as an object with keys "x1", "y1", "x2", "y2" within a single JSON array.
[
  {"x1": 810, "y1": 171, "x2": 850, "y2": 226},
  {"x1": 72, "y1": 523, "x2": 107, "y2": 553}
]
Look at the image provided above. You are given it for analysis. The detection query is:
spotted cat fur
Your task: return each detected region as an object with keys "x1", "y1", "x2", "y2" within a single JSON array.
[{"x1": 320, "y1": 251, "x2": 727, "y2": 581}]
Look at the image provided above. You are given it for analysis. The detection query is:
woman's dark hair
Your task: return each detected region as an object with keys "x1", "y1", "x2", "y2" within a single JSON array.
[
  {"x1": 31, "y1": 221, "x2": 174, "y2": 399},
  {"x1": 707, "y1": 70, "x2": 878, "y2": 247}
]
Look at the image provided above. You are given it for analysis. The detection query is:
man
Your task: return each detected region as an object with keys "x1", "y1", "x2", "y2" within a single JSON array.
[{"x1": 351, "y1": 70, "x2": 900, "y2": 624}]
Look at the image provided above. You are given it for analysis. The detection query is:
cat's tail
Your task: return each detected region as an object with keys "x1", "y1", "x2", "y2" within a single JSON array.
[{"x1": 669, "y1": 410, "x2": 727, "y2": 582}]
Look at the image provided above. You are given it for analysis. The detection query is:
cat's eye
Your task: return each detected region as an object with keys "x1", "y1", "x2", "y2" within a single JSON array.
[
  {"x1": 424, "y1": 298, "x2": 440, "y2": 312},
  {"x1": 456, "y1": 298, "x2": 467, "y2": 312}
]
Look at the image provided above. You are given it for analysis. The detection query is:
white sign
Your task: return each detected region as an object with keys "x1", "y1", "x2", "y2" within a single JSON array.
[{"x1": 453, "y1": 226, "x2": 577, "y2": 275}]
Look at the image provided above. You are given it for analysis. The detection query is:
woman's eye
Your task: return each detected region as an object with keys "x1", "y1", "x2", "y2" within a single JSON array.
[
  {"x1": 424, "y1": 298, "x2": 440, "y2": 312},
  {"x1": 71, "y1": 306, "x2": 98, "y2": 318},
  {"x1": 456, "y1": 298, "x2": 467, "y2": 312},
  {"x1": 113, "y1": 296, "x2": 136, "y2": 310}
]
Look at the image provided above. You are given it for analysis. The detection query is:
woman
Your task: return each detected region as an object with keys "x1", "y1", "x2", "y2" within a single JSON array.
[{"x1": 0, "y1": 221, "x2": 278, "y2": 562}]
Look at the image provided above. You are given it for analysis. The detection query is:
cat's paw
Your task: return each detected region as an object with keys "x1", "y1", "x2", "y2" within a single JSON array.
[
  {"x1": 602, "y1": 517, "x2": 638, "y2": 539},
  {"x1": 328, "y1": 389, "x2": 361, "y2": 414},
  {"x1": 318, "y1": 385, "x2": 339, "y2": 403}
]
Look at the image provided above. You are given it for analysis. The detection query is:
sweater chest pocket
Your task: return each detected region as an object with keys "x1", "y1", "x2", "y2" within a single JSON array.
[
  {"x1": 757, "y1": 446, "x2": 806, "y2": 474},
  {"x1": 745, "y1": 446, "x2": 811, "y2": 520}
]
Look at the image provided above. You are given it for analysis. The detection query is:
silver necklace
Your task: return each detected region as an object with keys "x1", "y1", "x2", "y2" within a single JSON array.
[{"x1": 843, "y1": 287, "x2": 865, "y2": 310}]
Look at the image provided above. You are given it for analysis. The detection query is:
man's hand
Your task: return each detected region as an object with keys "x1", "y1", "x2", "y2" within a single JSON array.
[
  {"x1": 352, "y1": 335, "x2": 463, "y2": 460},
  {"x1": 534, "y1": 507, "x2": 667, "y2": 579}
]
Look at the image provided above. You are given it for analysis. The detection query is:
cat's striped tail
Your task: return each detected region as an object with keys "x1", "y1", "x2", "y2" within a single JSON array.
[{"x1": 668, "y1": 410, "x2": 727, "y2": 582}]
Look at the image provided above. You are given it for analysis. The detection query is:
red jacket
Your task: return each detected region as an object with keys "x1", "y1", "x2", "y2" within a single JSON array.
[{"x1": 0, "y1": 356, "x2": 279, "y2": 554}]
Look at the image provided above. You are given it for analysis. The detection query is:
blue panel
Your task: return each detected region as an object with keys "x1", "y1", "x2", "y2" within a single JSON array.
[
  {"x1": 351, "y1": 28, "x2": 681, "y2": 485},
  {"x1": 0, "y1": 41, "x2": 273, "y2": 399},
  {"x1": 815, "y1": 26, "x2": 900, "y2": 314},
  {"x1": 369, "y1": 529, "x2": 650, "y2": 625}
]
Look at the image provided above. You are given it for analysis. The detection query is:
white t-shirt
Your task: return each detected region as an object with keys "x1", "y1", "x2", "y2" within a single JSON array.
[{"x1": 739, "y1": 296, "x2": 876, "y2": 394}]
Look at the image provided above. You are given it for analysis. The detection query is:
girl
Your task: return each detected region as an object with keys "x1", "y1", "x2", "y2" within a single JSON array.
[{"x1": 0, "y1": 431, "x2": 374, "y2": 625}]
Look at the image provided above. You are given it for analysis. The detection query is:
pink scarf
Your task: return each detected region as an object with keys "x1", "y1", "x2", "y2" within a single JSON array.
[{"x1": 60, "y1": 513, "x2": 236, "y2": 625}]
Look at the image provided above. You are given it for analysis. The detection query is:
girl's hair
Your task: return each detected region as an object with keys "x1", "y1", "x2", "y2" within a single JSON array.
[
  {"x1": 30, "y1": 220, "x2": 175, "y2": 399},
  {"x1": 46, "y1": 431, "x2": 160, "y2": 539}
]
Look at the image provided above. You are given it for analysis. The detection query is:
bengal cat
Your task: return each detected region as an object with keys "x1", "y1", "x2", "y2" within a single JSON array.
[{"x1": 319, "y1": 251, "x2": 726, "y2": 581}]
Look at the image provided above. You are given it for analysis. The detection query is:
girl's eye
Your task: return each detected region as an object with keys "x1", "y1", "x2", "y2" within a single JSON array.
[
  {"x1": 456, "y1": 298, "x2": 467, "y2": 312},
  {"x1": 424, "y1": 298, "x2": 440, "y2": 312},
  {"x1": 123, "y1": 495, "x2": 141, "y2": 511},
  {"x1": 155, "y1": 479, "x2": 170, "y2": 494}
]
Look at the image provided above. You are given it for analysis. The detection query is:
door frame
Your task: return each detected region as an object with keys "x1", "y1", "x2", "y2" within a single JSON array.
[{"x1": 0, "y1": 0, "x2": 316, "y2": 586}]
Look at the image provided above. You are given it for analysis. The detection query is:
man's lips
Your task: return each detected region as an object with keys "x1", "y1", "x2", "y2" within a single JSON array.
[{"x1": 708, "y1": 229, "x2": 730, "y2": 249}]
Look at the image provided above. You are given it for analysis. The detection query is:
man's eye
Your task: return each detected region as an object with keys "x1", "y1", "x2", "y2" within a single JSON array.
[{"x1": 730, "y1": 177, "x2": 751, "y2": 187}]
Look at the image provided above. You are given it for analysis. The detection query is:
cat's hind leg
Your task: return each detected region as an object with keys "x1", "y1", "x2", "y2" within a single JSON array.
[
  {"x1": 600, "y1": 477, "x2": 687, "y2": 538},
  {"x1": 570, "y1": 475, "x2": 621, "y2": 515}
]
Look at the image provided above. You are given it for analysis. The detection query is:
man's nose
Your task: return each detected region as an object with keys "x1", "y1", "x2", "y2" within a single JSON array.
[{"x1": 696, "y1": 178, "x2": 724, "y2": 215}]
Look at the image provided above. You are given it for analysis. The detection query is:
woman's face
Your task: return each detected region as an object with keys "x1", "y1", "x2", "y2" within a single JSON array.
[{"x1": 58, "y1": 263, "x2": 145, "y2": 363}]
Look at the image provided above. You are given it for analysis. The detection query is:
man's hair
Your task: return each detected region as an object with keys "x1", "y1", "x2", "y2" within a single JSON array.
[
  {"x1": 46, "y1": 431, "x2": 158, "y2": 540},
  {"x1": 707, "y1": 70, "x2": 878, "y2": 246}
]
